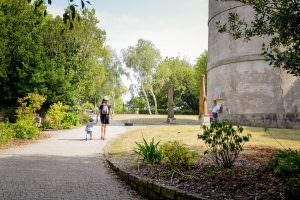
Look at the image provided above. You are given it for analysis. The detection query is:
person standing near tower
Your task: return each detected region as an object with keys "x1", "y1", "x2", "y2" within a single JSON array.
[{"x1": 96, "y1": 96, "x2": 113, "y2": 140}]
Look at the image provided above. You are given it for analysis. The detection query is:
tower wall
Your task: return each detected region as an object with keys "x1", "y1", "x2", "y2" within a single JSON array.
[{"x1": 208, "y1": 0, "x2": 300, "y2": 128}]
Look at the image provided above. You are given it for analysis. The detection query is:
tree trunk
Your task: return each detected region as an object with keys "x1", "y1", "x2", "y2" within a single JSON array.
[
  {"x1": 167, "y1": 85, "x2": 174, "y2": 119},
  {"x1": 141, "y1": 83, "x2": 152, "y2": 115},
  {"x1": 149, "y1": 86, "x2": 158, "y2": 115}
]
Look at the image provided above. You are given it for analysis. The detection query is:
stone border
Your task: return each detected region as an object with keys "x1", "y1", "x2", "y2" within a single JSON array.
[
  {"x1": 105, "y1": 159, "x2": 207, "y2": 200},
  {"x1": 104, "y1": 145, "x2": 207, "y2": 200}
]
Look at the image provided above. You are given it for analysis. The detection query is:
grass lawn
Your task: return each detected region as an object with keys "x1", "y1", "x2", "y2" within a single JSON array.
[
  {"x1": 114, "y1": 114, "x2": 200, "y2": 125},
  {"x1": 108, "y1": 117, "x2": 300, "y2": 166}
]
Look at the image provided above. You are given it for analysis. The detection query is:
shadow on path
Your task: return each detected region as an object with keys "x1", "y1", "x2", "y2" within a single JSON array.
[{"x1": 0, "y1": 154, "x2": 140, "y2": 200}]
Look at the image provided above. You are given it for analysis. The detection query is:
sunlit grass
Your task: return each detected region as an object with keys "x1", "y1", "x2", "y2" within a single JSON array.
[
  {"x1": 108, "y1": 124, "x2": 300, "y2": 160},
  {"x1": 114, "y1": 114, "x2": 200, "y2": 125}
]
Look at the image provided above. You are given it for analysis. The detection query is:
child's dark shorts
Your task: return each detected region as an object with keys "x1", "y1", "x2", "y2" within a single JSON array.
[{"x1": 100, "y1": 114, "x2": 110, "y2": 124}]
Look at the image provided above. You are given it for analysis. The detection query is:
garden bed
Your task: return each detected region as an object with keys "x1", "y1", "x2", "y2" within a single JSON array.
[
  {"x1": 107, "y1": 124, "x2": 300, "y2": 199},
  {"x1": 129, "y1": 154, "x2": 282, "y2": 200}
]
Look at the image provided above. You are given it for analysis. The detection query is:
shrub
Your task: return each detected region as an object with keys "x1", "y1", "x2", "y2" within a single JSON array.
[
  {"x1": 79, "y1": 112, "x2": 90, "y2": 124},
  {"x1": 16, "y1": 93, "x2": 46, "y2": 121},
  {"x1": 198, "y1": 120, "x2": 251, "y2": 168},
  {"x1": 268, "y1": 149, "x2": 300, "y2": 177},
  {"x1": 46, "y1": 102, "x2": 69, "y2": 129},
  {"x1": 14, "y1": 119, "x2": 39, "y2": 139},
  {"x1": 161, "y1": 141, "x2": 198, "y2": 170},
  {"x1": 82, "y1": 101, "x2": 94, "y2": 111},
  {"x1": 63, "y1": 112, "x2": 80, "y2": 127},
  {"x1": 134, "y1": 138, "x2": 163, "y2": 165},
  {"x1": 268, "y1": 149, "x2": 300, "y2": 199},
  {"x1": 0, "y1": 122, "x2": 15, "y2": 145}
]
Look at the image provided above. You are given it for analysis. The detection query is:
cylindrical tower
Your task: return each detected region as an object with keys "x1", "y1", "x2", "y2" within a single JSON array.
[{"x1": 208, "y1": 0, "x2": 300, "y2": 128}]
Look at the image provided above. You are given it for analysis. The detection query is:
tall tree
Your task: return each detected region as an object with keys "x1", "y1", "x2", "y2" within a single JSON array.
[
  {"x1": 153, "y1": 57, "x2": 197, "y2": 111},
  {"x1": 122, "y1": 39, "x2": 161, "y2": 115},
  {"x1": 0, "y1": 0, "x2": 108, "y2": 108},
  {"x1": 217, "y1": 0, "x2": 300, "y2": 76}
]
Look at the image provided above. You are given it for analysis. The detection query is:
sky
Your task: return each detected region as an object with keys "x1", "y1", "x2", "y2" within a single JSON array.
[{"x1": 47, "y1": 0, "x2": 209, "y2": 63}]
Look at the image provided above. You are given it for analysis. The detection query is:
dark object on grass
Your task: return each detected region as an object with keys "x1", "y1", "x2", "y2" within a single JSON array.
[{"x1": 124, "y1": 121, "x2": 133, "y2": 126}]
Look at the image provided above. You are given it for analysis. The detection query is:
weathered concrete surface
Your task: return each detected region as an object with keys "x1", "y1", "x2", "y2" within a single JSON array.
[
  {"x1": 208, "y1": 0, "x2": 300, "y2": 128},
  {"x1": 0, "y1": 123, "x2": 142, "y2": 200}
]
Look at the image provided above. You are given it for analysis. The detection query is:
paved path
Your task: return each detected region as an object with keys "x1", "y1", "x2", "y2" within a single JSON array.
[{"x1": 0, "y1": 121, "x2": 142, "y2": 200}]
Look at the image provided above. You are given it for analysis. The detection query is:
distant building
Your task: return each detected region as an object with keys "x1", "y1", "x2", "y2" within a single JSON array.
[{"x1": 208, "y1": 0, "x2": 300, "y2": 128}]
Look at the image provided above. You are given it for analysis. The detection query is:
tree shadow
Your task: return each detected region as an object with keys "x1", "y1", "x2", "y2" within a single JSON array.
[{"x1": 0, "y1": 154, "x2": 140, "y2": 199}]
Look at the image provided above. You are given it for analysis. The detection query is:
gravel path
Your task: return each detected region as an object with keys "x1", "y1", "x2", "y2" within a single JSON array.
[{"x1": 0, "y1": 121, "x2": 142, "y2": 200}]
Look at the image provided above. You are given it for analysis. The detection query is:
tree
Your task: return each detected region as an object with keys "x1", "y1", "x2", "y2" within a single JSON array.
[
  {"x1": 153, "y1": 57, "x2": 197, "y2": 112},
  {"x1": 0, "y1": 0, "x2": 108, "y2": 108},
  {"x1": 194, "y1": 51, "x2": 208, "y2": 109},
  {"x1": 122, "y1": 39, "x2": 161, "y2": 115},
  {"x1": 217, "y1": 0, "x2": 300, "y2": 76}
]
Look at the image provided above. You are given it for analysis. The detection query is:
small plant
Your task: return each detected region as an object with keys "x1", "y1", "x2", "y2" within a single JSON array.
[
  {"x1": 268, "y1": 149, "x2": 300, "y2": 199},
  {"x1": 82, "y1": 101, "x2": 94, "y2": 111},
  {"x1": 134, "y1": 138, "x2": 163, "y2": 165},
  {"x1": 46, "y1": 102, "x2": 69, "y2": 129},
  {"x1": 14, "y1": 119, "x2": 39, "y2": 139},
  {"x1": 16, "y1": 93, "x2": 46, "y2": 121},
  {"x1": 0, "y1": 122, "x2": 15, "y2": 145},
  {"x1": 79, "y1": 112, "x2": 90, "y2": 124},
  {"x1": 268, "y1": 149, "x2": 300, "y2": 177},
  {"x1": 161, "y1": 141, "x2": 198, "y2": 170},
  {"x1": 63, "y1": 112, "x2": 80, "y2": 127},
  {"x1": 198, "y1": 120, "x2": 251, "y2": 168}
]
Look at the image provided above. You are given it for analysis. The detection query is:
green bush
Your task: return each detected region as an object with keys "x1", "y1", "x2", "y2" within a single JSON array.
[
  {"x1": 14, "y1": 119, "x2": 39, "y2": 139},
  {"x1": 134, "y1": 138, "x2": 163, "y2": 165},
  {"x1": 82, "y1": 101, "x2": 94, "y2": 111},
  {"x1": 0, "y1": 122, "x2": 15, "y2": 145},
  {"x1": 63, "y1": 112, "x2": 80, "y2": 126},
  {"x1": 198, "y1": 120, "x2": 251, "y2": 168},
  {"x1": 46, "y1": 102, "x2": 69, "y2": 129},
  {"x1": 79, "y1": 112, "x2": 90, "y2": 124},
  {"x1": 268, "y1": 149, "x2": 300, "y2": 199},
  {"x1": 161, "y1": 141, "x2": 198, "y2": 170},
  {"x1": 268, "y1": 149, "x2": 300, "y2": 177}
]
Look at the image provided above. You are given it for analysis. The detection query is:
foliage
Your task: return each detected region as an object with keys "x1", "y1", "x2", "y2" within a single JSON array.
[
  {"x1": 0, "y1": 122, "x2": 15, "y2": 145},
  {"x1": 194, "y1": 51, "x2": 208, "y2": 97},
  {"x1": 217, "y1": 0, "x2": 300, "y2": 76},
  {"x1": 268, "y1": 149, "x2": 300, "y2": 177},
  {"x1": 62, "y1": 112, "x2": 80, "y2": 128},
  {"x1": 0, "y1": 0, "x2": 109, "y2": 107},
  {"x1": 46, "y1": 102, "x2": 69, "y2": 129},
  {"x1": 122, "y1": 39, "x2": 161, "y2": 115},
  {"x1": 78, "y1": 112, "x2": 90, "y2": 124},
  {"x1": 198, "y1": 120, "x2": 251, "y2": 168},
  {"x1": 14, "y1": 119, "x2": 39, "y2": 139},
  {"x1": 82, "y1": 101, "x2": 94, "y2": 111},
  {"x1": 134, "y1": 138, "x2": 163, "y2": 165},
  {"x1": 268, "y1": 149, "x2": 300, "y2": 199},
  {"x1": 161, "y1": 141, "x2": 198, "y2": 170},
  {"x1": 16, "y1": 93, "x2": 46, "y2": 121},
  {"x1": 153, "y1": 57, "x2": 198, "y2": 111}
]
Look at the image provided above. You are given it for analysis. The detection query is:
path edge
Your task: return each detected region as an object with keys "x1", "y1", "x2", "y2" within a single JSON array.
[{"x1": 104, "y1": 139, "x2": 207, "y2": 200}]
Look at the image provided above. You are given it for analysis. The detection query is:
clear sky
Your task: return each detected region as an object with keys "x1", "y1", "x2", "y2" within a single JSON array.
[{"x1": 48, "y1": 0, "x2": 209, "y2": 63}]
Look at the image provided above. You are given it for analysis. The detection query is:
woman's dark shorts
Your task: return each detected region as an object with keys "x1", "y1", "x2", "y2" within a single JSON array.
[{"x1": 100, "y1": 114, "x2": 110, "y2": 124}]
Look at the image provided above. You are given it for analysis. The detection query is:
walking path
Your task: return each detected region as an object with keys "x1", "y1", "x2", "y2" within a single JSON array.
[{"x1": 0, "y1": 121, "x2": 142, "y2": 200}]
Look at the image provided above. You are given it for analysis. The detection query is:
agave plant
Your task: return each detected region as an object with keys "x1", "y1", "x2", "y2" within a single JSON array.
[{"x1": 134, "y1": 138, "x2": 163, "y2": 165}]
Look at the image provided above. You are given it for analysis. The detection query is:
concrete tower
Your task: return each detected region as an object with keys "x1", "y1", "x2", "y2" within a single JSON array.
[{"x1": 208, "y1": 0, "x2": 300, "y2": 128}]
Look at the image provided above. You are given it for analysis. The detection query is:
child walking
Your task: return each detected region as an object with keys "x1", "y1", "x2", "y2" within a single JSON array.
[{"x1": 85, "y1": 118, "x2": 94, "y2": 140}]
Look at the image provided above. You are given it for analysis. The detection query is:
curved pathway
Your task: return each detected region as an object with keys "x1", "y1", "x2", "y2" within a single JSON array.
[{"x1": 0, "y1": 121, "x2": 142, "y2": 200}]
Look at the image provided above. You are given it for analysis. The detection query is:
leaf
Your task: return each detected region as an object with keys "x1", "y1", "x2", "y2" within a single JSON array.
[
  {"x1": 86, "y1": 1, "x2": 91, "y2": 5},
  {"x1": 81, "y1": 0, "x2": 85, "y2": 9}
]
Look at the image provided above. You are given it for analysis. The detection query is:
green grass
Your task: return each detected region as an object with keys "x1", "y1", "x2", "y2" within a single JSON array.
[
  {"x1": 114, "y1": 114, "x2": 200, "y2": 125},
  {"x1": 108, "y1": 123, "x2": 300, "y2": 166}
]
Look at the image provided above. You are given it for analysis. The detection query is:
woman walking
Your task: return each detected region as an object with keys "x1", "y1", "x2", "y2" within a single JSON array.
[{"x1": 96, "y1": 97, "x2": 113, "y2": 140}]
